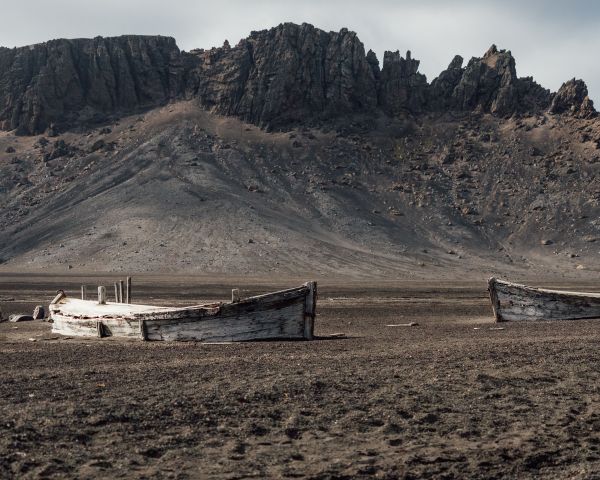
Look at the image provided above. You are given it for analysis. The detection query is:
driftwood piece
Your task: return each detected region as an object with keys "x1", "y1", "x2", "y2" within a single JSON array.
[
  {"x1": 488, "y1": 277, "x2": 600, "y2": 322},
  {"x1": 32, "y1": 306, "x2": 45, "y2": 320}
]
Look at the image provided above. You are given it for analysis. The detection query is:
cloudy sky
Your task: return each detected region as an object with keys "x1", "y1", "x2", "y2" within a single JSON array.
[{"x1": 1, "y1": 0, "x2": 598, "y2": 103}]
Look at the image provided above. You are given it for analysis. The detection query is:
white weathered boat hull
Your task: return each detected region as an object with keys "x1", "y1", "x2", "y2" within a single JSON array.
[
  {"x1": 488, "y1": 278, "x2": 600, "y2": 322},
  {"x1": 49, "y1": 282, "x2": 317, "y2": 342}
]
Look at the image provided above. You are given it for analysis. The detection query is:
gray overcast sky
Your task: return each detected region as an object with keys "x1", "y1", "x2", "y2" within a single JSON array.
[{"x1": 1, "y1": 0, "x2": 598, "y2": 103}]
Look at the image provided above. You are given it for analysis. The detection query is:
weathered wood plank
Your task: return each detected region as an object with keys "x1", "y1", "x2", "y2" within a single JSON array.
[
  {"x1": 231, "y1": 289, "x2": 240, "y2": 303},
  {"x1": 145, "y1": 302, "x2": 305, "y2": 342},
  {"x1": 50, "y1": 291, "x2": 66, "y2": 305},
  {"x1": 303, "y1": 281, "x2": 317, "y2": 340}
]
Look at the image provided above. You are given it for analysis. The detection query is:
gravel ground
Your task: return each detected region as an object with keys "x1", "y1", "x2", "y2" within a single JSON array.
[{"x1": 1, "y1": 276, "x2": 600, "y2": 479}]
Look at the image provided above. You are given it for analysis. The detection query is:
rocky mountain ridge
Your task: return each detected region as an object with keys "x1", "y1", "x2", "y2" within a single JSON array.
[
  {"x1": 0, "y1": 23, "x2": 595, "y2": 135},
  {"x1": 1, "y1": 23, "x2": 599, "y2": 278}
]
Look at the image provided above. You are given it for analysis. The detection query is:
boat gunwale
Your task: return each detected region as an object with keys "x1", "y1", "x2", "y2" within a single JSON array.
[
  {"x1": 489, "y1": 277, "x2": 600, "y2": 299},
  {"x1": 49, "y1": 284, "x2": 311, "y2": 322}
]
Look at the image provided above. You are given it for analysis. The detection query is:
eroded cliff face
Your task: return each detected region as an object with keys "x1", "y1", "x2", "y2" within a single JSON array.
[
  {"x1": 0, "y1": 23, "x2": 596, "y2": 135},
  {"x1": 550, "y1": 78, "x2": 597, "y2": 119},
  {"x1": 186, "y1": 23, "x2": 379, "y2": 129},
  {"x1": 0, "y1": 35, "x2": 183, "y2": 134},
  {"x1": 429, "y1": 45, "x2": 552, "y2": 115}
]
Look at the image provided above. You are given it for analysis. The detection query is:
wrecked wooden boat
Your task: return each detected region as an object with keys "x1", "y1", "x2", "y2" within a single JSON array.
[
  {"x1": 488, "y1": 277, "x2": 600, "y2": 322},
  {"x1": 49, "y1": 282, "x2": 317, "y2": 341}
]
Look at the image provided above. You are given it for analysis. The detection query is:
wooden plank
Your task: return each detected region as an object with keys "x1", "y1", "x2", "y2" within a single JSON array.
[
  {"x1": 98, "y1": 286, "x2": 106, "y2": 305},
  {"x1": 487, "y1": 277, "x2": 502, "y2": 322},
  {"x1": 231, "y1": 289, "x2": 240, "y2": 303},
  {"x1": 51, "y1": 315, "x2": 98, "y2": 336},
  {"x1": 303, "y1": 281, "x2": 317, "y2": 340},
  {"x1": 139, "y1": 319, "x2": 148, "y2": 340},
  {"x1": 145, "y1": 302, "x2": 305, "y2": 342},
  {"x1": 50, "y1": 290, "x2": 66, "y2": 305}
]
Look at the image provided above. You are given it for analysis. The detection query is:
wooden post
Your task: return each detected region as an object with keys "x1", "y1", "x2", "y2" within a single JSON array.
[
  {"x1": 114, "y1": 283, "x2": 119, "y2": 303},
  {"x1": 98, "y1": 286, "x2": 106, "y2": 305},
  {"x1": 231, "y1": 288, "x2": 240, "y2": 303},
  {"x1": 487, "y1": 277, "x2": 502, "y2": 322},
  {"x1": 126, "y1": 277, "x2": 132, "y2": 304},
  {"x1": 50, "y1": 290, "x2": 66, "y2": 305},
  {"x1": 119, "y1": 280, "x2": 124, "y2": 303},
  {"x1": 81, "y1": 285, "x2": 86, "y2": 300},
  {"x1": 139, "y1": 319, "x2": 148, "y2": 341},
  {"x1": 303, "y1": 281, "x2": 317, "y2": 340}
]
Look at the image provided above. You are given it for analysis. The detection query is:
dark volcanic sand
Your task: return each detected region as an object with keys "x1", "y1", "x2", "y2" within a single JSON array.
[{"x1": 1, "y1": 275, "x2": 600, "y2": 479}]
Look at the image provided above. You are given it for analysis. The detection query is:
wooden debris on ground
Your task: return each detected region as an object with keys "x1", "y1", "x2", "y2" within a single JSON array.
[{"x1": 9, "y1": 314, "x2": 34, "y2": 322}]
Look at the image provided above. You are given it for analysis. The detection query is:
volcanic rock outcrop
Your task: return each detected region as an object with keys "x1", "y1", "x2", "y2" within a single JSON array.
[
  {"x1": 0, "y1": 23, "x2": 596, "y2": 135},
  {"x1": 378, "y1": 50, "x2": 428, "y2": 115},
  {"x1": 429, "y1": 45, "x2": 551, "y2": 115},
  {"x1": 185, "y1": 23, "x2": 379, "y2": 129},
  {"x1": 0, "y1": 35, "x2": 182, "y2": 134},
  {"x1": 549, "y1": 78, "x2": 597, "y2": 118}
]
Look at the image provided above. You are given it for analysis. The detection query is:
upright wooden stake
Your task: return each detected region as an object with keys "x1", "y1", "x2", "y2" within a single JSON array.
[
  {"x1": 126, "y1": 277, "x2": 132, "y2": 304},
  {"x1": 119, "y1": 280, "x2": 124, "y2": 303},
  {"x1": 98, "y1": 286, "x2": 107, "y2": 305},
  {"x1": 303, "y1": 281, "x2": 317, "y2": 340},
  {"x1": 81, "y1": 285, "x2": 86, "y2": 300},
  {"x1": 114, "y1": 283, "x2": 119, "y2": 303},
  {"x1": 231, "y1": 289, "x2": 240, "y2": 303}
]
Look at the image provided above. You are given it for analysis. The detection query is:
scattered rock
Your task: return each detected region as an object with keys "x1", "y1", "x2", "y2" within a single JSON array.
[{"x1": 90, "y1": 139, "x2": 106, "y2": 152}]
